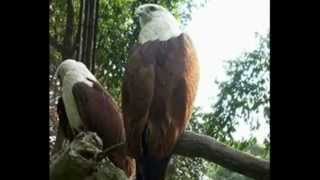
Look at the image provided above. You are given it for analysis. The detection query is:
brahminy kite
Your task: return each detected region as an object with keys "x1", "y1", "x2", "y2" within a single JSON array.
[
  {"x1": 122, "y1": 4, "x2": 199, "y2": 180},
  {"x1": 55, "y1": 59, "x2": 134, "y2": 177}
]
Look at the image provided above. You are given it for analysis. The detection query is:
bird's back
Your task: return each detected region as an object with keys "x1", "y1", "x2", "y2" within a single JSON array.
[{"x1": 123, "y1": 33, "x2": 199, "y2": 159}]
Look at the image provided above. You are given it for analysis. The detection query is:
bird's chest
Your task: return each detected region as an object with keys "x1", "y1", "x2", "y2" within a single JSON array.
[{"x1": 62, "y1": 75, "x2": 85, "y2": 130}]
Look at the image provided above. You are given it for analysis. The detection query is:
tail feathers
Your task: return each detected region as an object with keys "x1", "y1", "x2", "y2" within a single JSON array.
[
  {"x1": 137, "y1": 155, "x2": 171, "y2": 180},
  {"x1": 137, "y1": 126, "x2": 171, "y2": 180}
]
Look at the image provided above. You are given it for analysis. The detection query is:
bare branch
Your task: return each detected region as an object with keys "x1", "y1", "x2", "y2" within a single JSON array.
[{"x1": 174, "y1": 131, "x2": 270, "y2": 180}]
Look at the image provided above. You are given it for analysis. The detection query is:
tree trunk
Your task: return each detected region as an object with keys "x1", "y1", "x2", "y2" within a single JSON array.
[
  {"x1": 91, "y1": 0, "x2": 100, "y2": 74},
  {"x1": 77, "y1": 0, "x2": 99, "y2": 73},
  {"x1": 73, "y1": 0, "x2": 84, "y2": 59},
  {"x1": 76, "y1": 0, "x2": 85, "y2": 61},
  {"x1": 50, "y1": 0, "x2": 99, "y2": 71},
  {"x1": 83, "y1": 0, "x2": 92, "y2": 68},
  {"x1": 62, "y1": 0, "x2": 75, "y2": 60},
  {"x1": 80, "y1": 0, "x2": 89, "y2": 64}
]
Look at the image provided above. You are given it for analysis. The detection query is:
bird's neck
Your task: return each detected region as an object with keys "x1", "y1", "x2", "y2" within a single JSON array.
[{"x1": 138, "y1": 17, "x2": 181, "y2": 44}]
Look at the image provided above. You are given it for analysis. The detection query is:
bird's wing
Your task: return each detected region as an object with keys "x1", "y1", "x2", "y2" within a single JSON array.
[
  {"x1": 147, "y1": 33, "x2": 200, "y2": 158},
  {"x1": 72, "y1": 78, "x2": 125, "y2": 148},
  {"x1": 123, "y1": 34, "x2": 199, "y2": 159},
  {"x1": 122, "y1": 43, "x2": 156, "y2": 158}
]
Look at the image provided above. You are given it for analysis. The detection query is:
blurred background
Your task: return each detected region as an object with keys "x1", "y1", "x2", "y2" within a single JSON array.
[{"x1": 49, "y1": 0, "x2": 270, "y2": 179}]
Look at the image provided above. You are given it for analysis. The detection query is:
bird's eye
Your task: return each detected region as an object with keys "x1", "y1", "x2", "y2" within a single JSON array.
[{"x1": 149, "y1": 6, "x2": 156, "y2": 11}]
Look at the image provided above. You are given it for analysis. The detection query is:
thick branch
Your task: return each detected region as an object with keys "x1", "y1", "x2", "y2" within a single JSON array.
[
  {"x1": 174, "y1": 131, "x2": 270, "y2": 180},
  {"x1": 50, "y1": 132, "x2": 128, "y2": 180},
  {"x1": 50, "y1": 131, "x2": 269, "y2": 180}
]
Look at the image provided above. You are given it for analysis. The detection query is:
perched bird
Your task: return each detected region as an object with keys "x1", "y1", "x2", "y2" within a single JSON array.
[
  {"x1": 55, "y1": 59, "x2": 134, "y2": 177},
  {"x1": 122, "y1": 4, "x2": 199, "y2": 180}
]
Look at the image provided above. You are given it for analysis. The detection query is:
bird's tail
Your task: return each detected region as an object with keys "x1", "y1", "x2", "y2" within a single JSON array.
[
  {"x1": 137, "y1": 154, "x2": 171, "y2": 180},
  {"x1": 136, "y1": 127, "x2": 172, "y2": 180}
]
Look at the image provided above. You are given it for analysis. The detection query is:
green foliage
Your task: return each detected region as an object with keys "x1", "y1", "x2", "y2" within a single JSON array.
[
  {"x1": 207, "y1": 164, "x2": 253, "y2": 180},
  {"x1": 177, "y1": 33, "x2": 270, "y2": 180},
  {"x1": 167, "y1": 33, "x2": 270, "y2": 179},
  {"x1": 170, "y1": 104, "x2": 268, "y2": 180},
  {"x1": 94, "y1": 0, "x2": 136, "y2": 100},
  {"x1": 49, "y1": 0, "x2": 204, "y2": 102},
  {"x1": 204, "y1": 33, "x2": 270, "y2": 147},
  {"x1": 167, "y1": 156, "x2": 207, "y2": 180}
]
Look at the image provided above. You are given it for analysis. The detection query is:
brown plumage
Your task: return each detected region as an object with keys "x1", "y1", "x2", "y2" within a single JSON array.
[
  {"x1": 73, "y1": 79, "x2": 135, "y2": 177},
  {"x1": 122, "y1": 33, "x2": 199, "y2": 179},
  {"x1": 57, "y1": 77, "x2": 134, "y2": 177}
]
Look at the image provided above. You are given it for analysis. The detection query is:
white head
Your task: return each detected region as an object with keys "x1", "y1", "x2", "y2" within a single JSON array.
[
  {"x1": 135, "y1": 4, "x2": 181, "y2": 43},
  {"x1": 56, "y1": 59, "x2": 92, "y2": 82}
]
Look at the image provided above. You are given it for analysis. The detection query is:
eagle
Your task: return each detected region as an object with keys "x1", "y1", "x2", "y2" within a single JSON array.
[
  {"x1": 55, "y1": 59, "x2": 134, "y2": 177},
  {"x1": 122, "y1": 4, "x2": 199, "y2": 180}
]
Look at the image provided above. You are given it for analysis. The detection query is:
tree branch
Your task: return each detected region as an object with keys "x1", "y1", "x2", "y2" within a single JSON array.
[
  {"x1": 174, "y1": 131, "x2": 270, "y2": 180},
  {"x1": 50, "y1": 132, "x2": 128, "y2": 180},
  {"x1": 50, "y1": 130, "x2": 269, "y2": 180}
]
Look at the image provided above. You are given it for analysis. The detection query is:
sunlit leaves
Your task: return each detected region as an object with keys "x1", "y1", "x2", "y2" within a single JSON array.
[{"x1": 204, "y1": 33, "x2": 270, "y2": 147}]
